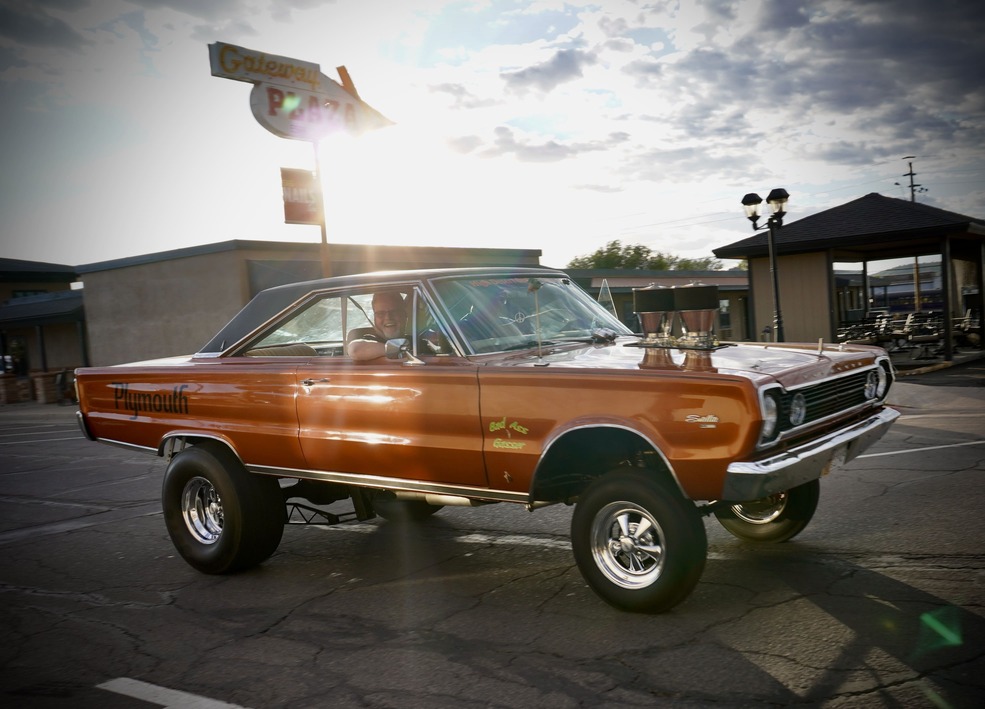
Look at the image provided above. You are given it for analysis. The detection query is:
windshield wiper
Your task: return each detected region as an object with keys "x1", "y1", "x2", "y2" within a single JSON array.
[
  {"x1": 548, "y1": 330, "x2": 619, "y2": 345},
  {"x1": 500, "y1": 339, "x2": 558, "y2": 352}
]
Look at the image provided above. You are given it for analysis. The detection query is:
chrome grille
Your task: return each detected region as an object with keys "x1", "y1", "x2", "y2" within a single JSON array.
[{"x1": 779, "y1": 370, "x2": 872, "y2": 429}]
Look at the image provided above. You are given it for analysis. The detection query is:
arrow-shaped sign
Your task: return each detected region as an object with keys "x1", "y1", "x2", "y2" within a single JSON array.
[{"x1": 209, "y1": 42, "x2": 391, "y2": 142}]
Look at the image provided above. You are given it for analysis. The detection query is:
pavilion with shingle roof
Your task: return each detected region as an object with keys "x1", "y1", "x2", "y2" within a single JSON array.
[{"x1": 714, "y1": 193, "x2": 984, "y2": 358}]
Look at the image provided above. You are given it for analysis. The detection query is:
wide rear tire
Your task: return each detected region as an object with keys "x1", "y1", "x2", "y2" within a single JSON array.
[
  {"x1": 162, "y1": 443, "x2": 285, "y2": 574},
  {"x1": 571, "y1": 469, "x2": 707, "y2": 613}
]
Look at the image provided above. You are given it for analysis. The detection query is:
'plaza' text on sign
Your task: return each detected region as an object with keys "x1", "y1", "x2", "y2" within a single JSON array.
[{"x1": 209, "y1": 41, "x2": 390, "y2": 142}]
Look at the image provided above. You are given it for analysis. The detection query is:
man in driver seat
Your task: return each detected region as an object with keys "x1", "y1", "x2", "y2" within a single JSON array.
[{"x1": 347, "y1": 291, "x2": 408, "y2": 361}]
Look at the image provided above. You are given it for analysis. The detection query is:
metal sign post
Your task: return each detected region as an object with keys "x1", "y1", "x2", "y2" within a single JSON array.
[{"x1": 312, "y1": 143, "x2": 330, "y2": 279}]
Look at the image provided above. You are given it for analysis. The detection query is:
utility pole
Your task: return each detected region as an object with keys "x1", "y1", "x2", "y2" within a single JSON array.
[
  {"x1": 901, "y1": 156, "x2": 920, "y2": 202},
  {"x1": 899, "y1": 156, "x2": 923, "y2": 309}
]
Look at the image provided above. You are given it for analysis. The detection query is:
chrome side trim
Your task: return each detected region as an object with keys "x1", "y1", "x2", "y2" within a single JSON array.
[
  {"x1": 159, "y1": 432, "x2": 236, "y2": 457},
  {"x1": 90, "y1": 431, "x2": 525, "y2": 503},
  {"x1": 247, "y1": 464, "x2": 529, "y2": 504},
  {"x1": 721, "y1": 407, "x2": 900, "y2": 501},
  {"x1": 90, "y1": 437, "x2": 158, "y2": 455}
]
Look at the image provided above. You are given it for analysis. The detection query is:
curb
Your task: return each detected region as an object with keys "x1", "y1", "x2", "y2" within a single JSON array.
[
  {"x1": 893, "y1": 349, "x2": 985, "y2": 377},
  {"x1": 895, "y1": 361, "x2": 957, "y2": 377}
]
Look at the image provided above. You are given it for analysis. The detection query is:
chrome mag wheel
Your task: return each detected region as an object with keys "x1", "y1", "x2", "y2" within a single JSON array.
[
  {"x1": 181, "y1": 475, "x2": 224, "y2": 544},
  {"x1": 590, "y1": 501, "x2": 666, "y2": 589},
  {"x1": 729, "y1": 492, "x2": 788, "y2": 525}
]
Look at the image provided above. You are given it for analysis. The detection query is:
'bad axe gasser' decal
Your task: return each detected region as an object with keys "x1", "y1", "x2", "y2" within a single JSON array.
[
  {"x1": 113, "y1": 383, "x2": 189, "y2": 420},
  {"x1": 489, "y1": 416, "x2": 529, "y2": 450}
]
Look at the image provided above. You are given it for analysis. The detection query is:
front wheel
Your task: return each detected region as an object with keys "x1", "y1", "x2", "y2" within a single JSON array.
[
  {"x1": 571, "y1": 470, "x2": 707, "y2": 613},
  {"x1": 714, "y1": 478, "x2": 820, "y2": 543},
  {"x1": 162, "y1": 443, "x2": 285, "y2": 574}
]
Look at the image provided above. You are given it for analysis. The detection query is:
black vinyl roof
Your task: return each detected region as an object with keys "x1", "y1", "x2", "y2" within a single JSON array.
[{"x1": 199, "y1": 266, "x2": 566, "y2": 353}]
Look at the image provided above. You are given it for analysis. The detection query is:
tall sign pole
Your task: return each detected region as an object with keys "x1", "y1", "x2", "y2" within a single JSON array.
[
  {"x1": 311, "y1": 142, "x2": 330, "y2": 278},
  {"x1": 208, "y1": 42, "x2": 391, "y2": 278}
]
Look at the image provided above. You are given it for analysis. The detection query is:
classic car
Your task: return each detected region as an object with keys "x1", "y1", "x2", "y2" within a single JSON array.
[{"x1": 75, "y1": 267, "x2": 899, "y2": 613}]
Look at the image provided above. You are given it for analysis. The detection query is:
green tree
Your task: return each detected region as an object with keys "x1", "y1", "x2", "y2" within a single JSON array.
[
  {"x1": 567, "y1": 240, "x2": 722, "y2": 271},
  {"x1": 673, "y1": 256, "x2": 725, "y2": 271}
]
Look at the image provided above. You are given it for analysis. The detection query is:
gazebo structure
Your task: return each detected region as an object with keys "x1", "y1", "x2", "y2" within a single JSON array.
[{"x1": 714, "y1": 193, "x2": 985, "y2": 359}]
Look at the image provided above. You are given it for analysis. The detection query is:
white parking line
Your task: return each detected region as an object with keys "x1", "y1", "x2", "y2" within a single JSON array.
[
  {"x1": 0, "y1": 436, "x2": 84, "y2": 445},
  {"x1": 859, "y1": 439, "x2": 985, "y2": 458},
  {"x1": 0, "y1": 426, "x2": 60, "y2": 437},
  {"x1": 98, "y1": 677, "x2": 249, "y2": 708}
]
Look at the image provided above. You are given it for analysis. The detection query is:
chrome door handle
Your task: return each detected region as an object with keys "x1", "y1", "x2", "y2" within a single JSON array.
[{"x1": 300, "y1": 378, "x2": 330, "y2": 386}]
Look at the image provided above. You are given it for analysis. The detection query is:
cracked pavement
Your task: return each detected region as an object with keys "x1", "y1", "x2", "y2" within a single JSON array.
[{"x1": 0, "y1": 362, "x2": 983, "y2": 707}]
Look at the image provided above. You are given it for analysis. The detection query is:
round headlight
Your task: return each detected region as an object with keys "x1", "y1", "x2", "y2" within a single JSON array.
[
  {"x1": 789, "y1": 392, "x2": 807, "y2": 427},
  {"x1": 864, "y1": 370, "x2": 879, "y2": 399},
  {"x1": 875, "y1": 365, "x2": 889, "y2": 398},
  {"x1": 760, "y1": 393, "x2": 779, "y2": 442}
]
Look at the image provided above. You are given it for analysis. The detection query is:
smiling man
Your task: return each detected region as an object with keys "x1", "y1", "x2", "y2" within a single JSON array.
[{"x1": 347, "y1": 291, "x2": 408, "y2": 361}]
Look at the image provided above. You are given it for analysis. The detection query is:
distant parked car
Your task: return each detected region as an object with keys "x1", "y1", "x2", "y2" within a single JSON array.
[{"x1": 75, "y1": 267, "x2": 898, "y2": 612}]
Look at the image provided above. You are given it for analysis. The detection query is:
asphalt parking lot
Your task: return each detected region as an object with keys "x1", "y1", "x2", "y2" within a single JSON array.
[{"x1": 0, "y1": 360, "x2": 983, "y2": 708}]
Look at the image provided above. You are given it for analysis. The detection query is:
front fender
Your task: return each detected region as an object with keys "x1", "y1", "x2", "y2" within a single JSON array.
[{"x1": 530, "y1": 422, "x2": 684, "y2": 502}]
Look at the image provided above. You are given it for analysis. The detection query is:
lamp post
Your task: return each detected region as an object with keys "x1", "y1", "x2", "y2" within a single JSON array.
[{"x1": 741, "y1": 188, "x2": 789, "y2": 342}]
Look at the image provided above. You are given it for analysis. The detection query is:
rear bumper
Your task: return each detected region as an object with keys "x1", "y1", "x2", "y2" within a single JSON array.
[
  {"x1": 76, "y1": 411, "x2": 97, "y2": 442},
  {"x1": 720, "y1": 407, "x2": 900, "y2": 501}
]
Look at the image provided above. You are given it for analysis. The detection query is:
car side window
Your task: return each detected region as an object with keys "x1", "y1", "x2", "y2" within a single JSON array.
[
  {"x1": 346, "y1": 294, "x2": 375, "y2": 333},
  {"x1": 244, "y1": 295, "x2": 347, "y2": 357},
  {"x1": 344, "y1": 288, "x2": 455, "y2": 357},
  {"x1": 241, "y1": 287, "x2": 459, "y2": 358}
]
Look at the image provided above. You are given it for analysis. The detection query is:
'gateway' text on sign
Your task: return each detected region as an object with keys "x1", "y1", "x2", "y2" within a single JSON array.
[{"x1": 209, "y1": 42, "x2": 320, "y2": 90}]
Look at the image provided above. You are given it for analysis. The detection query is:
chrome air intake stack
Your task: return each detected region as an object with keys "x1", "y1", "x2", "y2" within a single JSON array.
[
  {"x1": 675, "y1": 284, "x2": 720, "y2": 349},
  {"x1": 633, "y1": 283, "x2": 721, "y2": 350},
  {"x1": 633, "y1": 285, "x2": 676, "y2": 347}
]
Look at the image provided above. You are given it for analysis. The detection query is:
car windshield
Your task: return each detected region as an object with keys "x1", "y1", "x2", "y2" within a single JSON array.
[{"x1": 432, "y1": 275, "x2": 632, "y2": 354}]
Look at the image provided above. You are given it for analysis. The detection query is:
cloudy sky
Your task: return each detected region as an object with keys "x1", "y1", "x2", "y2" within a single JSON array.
[{"x1": 2, "y1": 0, "x2": 983, "y2": 271}]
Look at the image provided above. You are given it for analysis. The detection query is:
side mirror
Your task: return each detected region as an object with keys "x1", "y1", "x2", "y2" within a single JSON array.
[{"x1": 385, "y1": 338, "x2": 424, "y2": 365}]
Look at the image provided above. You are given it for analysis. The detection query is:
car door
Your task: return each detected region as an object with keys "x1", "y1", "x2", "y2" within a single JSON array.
[{"x1": 293, "y1": 287, "x2": 488, "y2": 487}]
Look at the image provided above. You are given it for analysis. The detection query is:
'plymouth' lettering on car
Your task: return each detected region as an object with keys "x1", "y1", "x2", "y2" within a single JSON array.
[{"x1": 113, "y1": 383, "x2": 189, "y2": 420}]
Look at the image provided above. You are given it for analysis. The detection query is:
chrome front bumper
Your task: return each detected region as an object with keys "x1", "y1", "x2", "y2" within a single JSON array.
[{"x1": 720, "y1": 407, "x2": 900, "y2": 502}]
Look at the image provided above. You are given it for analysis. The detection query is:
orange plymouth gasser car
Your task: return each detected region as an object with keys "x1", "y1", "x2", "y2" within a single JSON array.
[{"x1": 75, "y1": 267, "x2": 898, "y2": 612}]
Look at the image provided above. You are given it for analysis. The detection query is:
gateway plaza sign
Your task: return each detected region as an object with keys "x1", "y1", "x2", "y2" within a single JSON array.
[{"x1": 208, "y1": 42, "x2": 390, "y2": 141}]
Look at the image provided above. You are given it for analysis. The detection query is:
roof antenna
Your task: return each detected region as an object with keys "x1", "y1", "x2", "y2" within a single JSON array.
[{"x1": 528, "y1": 278, "x2": 548, "y2": 366}]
